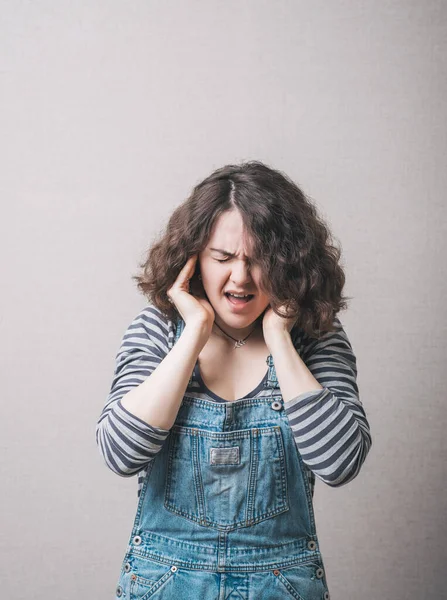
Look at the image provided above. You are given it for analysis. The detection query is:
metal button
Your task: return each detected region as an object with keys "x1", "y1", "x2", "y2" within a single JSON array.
[
  {"x1": 133, "y1": 535, "x2": 142, "y2": 545},
  {"x1": 116, "y1": 585, "x2": 123, "y2": 597},
  {"x1": 271, "y1": 401, "x2": 282, "y2": 411},
  {"x1": 307, "y1": 540, "x2": 317, "y2": 550},
  {"x1": 171, "y1": 566, "x2": 178, "y2": 572},
  {"x1": 324, "y1": 592, "x2": 330, "y2": 599},
  {"x1": 316, "y1": 567, "x2": 324, "y2": 578},
  {"x1": 124, "y1": 562, "x2": 131, "y2": 572}
]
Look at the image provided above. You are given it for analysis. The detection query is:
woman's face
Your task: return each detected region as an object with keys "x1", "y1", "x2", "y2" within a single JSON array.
[{"x1": 198, "y1": 209, "x2": 271, "y2": 331}]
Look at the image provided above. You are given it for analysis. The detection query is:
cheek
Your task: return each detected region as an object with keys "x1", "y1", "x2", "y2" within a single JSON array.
[
  {"x1": 259, "y1": 297, "x2": 271, "y2": 310},
  {"x1": 202, "y1": 268, "x2": 226, "y2": 291},
  {"x1": 256, "y1": 290, "x2": 271, "y2": 307}
]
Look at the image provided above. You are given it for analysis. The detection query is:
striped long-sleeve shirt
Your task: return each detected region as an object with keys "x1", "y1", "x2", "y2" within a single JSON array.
[{"x1": 95, "y1": 305, "x2": 372, "y2": 498}]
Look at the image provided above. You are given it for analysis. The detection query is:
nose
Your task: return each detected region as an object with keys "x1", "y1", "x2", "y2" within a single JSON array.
[{"x1": 229, "y1": 260, "x2": 252, "y2": 286}]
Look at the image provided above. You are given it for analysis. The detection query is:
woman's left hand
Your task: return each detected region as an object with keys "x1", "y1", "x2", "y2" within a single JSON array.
[{"x1": 262, "y1": 303, "x2": 299, "y2": 338}]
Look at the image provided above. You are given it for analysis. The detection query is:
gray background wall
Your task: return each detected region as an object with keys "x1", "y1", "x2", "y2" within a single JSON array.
[{"x1": 1, "y1": 1, "x2": 445, "y2": 599}]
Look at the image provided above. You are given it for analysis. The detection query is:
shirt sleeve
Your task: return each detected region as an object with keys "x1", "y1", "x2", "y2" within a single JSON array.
[
  {"x1": 284, "y1": 316, "x2": 372, "y2": 488},
  {"x1": 95, "y1": 305, "x2": 174, "y2": 477}
]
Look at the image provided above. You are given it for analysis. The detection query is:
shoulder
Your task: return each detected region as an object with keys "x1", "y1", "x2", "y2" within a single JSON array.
[
  {"x1": 291, "y1": 315, "x2": 354, "y2": 362},
  {"x1": 119, "y1": 303, "x2": 178, "y2": 355}
]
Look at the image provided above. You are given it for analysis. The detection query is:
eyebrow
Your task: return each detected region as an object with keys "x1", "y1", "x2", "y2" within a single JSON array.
[{"x1": 209, "y1": 247, "x2": 250, "y2": 259}]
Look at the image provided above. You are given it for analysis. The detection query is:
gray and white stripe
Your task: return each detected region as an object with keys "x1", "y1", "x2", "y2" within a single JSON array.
[{"x1": 95, "y1": 306, "x2": 371, "y2": 499}]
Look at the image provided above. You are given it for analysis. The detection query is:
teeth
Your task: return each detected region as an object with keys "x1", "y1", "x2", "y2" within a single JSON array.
[{"x1": 228, "y1": 293, "x2": 250, "y2": 298}]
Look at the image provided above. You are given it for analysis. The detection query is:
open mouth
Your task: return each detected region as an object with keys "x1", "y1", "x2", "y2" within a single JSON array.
[{"x1": 224, "y1": 292, "x2": 255, "y2": 305}]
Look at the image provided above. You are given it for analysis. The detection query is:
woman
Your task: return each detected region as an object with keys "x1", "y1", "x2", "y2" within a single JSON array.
[{"x1": 95, "y1": 161, "x2": 372, "y2": 600}]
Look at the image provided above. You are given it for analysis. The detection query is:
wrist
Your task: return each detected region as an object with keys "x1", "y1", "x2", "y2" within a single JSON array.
[
  {"x1": 263, "y1": 327, "x2": 291, "y2": 351},
  {"x1": 183, "y1": 321, "x2": 212, "y2": 347}
]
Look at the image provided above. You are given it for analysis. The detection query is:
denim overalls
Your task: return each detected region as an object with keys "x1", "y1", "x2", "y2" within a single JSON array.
[{"x1": 115, "y1": 317, "x2": 331, "y2": 600}]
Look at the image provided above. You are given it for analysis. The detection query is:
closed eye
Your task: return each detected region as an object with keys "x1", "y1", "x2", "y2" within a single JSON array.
[{"x1": 214, "y1": 257, "x2": 253, "y2": 268}]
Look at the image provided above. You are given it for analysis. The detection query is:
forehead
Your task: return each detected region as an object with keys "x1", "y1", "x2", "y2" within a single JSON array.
[{"x1": 206, "y1": 210, "x2": 253, "y2": 257}]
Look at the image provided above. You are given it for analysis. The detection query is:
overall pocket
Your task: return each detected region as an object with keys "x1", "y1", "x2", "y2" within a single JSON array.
[
  {"x1": 164, "y1": 424, "x2": 289, "y2": 529},
  {"x1": 273, "y1": 560, "x2": 329, "y2": 600},
  {"x1": 126, "y1": 553, "x2": 176, "y2": 600}
]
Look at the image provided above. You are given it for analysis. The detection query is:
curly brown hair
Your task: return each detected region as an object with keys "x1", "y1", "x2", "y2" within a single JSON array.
[{"x1": 132, "y1": 160, "x2": 351, "y2": 338}]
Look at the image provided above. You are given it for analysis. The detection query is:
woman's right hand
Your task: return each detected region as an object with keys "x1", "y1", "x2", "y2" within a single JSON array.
[{"x1": 167, "y1": 255, "x2": 215, "y2": 337}]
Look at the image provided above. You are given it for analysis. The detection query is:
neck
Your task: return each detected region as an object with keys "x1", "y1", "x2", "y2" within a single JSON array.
[{"x1": 213, "y1": 316, "x2": 260, "y2": 341}]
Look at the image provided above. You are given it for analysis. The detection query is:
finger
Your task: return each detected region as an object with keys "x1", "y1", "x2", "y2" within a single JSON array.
[
  {"x1": 184, "y1": 255, "x2": 198, "y2": 277},
  {"x1": 176, "y1": 256, "x2": 196, "y2": 286}
]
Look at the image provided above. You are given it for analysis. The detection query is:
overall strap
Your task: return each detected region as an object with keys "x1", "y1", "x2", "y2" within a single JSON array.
[
  {"x1": 173, "y1": 316, "x2": 193, "y2": 386},
  {"x1": 265, "y1": 354, "x2": 279, "y2": 393},
  {"x1": 173, "y1": 315, "x2": 185, "y2": 344}
]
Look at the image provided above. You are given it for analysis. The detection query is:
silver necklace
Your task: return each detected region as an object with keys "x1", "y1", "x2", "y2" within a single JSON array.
[{"x1": 213, "y1": 320, "x2": 257, "y2": 349}]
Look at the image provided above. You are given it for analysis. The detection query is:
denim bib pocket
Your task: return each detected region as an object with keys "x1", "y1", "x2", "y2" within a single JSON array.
[{"x1": 164, "y1": 424, "x2": 289, "y2": 529}]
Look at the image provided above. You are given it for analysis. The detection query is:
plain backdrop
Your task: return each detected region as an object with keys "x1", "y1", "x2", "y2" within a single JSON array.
[{"x1": 1, "y1": 1, "x2": 446, "y2": 599}]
